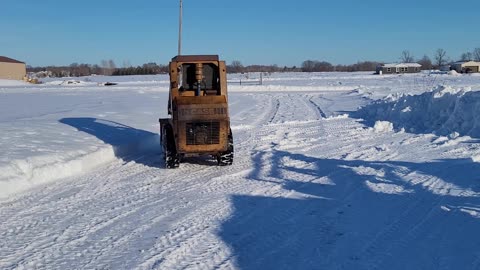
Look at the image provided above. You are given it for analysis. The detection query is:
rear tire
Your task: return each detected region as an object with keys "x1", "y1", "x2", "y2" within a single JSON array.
[
  {"x1": 217, "y1": 129, "x2": 234, "y2": 166},
  {"x1": 162, "y1": 124, "x2": 179, "y2": 168}
]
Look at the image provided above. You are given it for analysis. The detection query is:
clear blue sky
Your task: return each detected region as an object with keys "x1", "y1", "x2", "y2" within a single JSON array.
[{"x1": 1, "y1": 0, "x2": 479, "y2": 67}]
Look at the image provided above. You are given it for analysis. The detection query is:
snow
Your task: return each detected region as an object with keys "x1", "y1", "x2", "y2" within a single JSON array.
[
  {"x1": 448, "y1": 70, "x2": 460, "y2": 76},
  {"x1": 373, "y1": 120, "x2": 394, "y2": 133},
  {"x1": 355, "y1": 84, "x2": 480, "y2": 137},
  {"x1": 0, "y1": 79, "x2": 29, "y2": 87},
  {"x1": 1, "y1": 72, "x2": 480, "y2": 269}
]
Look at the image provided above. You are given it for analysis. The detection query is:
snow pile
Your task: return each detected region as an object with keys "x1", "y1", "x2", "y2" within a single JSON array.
[
  {"x1": 0, "y1": 88, "x2": 163, "y2": 199},
  {"x1": 355, "y1": 85, "x2": 480, "y2": 137},
  {"x1": 0, "y1": 147, "x2": 116, "y2": 198},
  {"x1": 373, "y1": 121, "x2": 394, "y2": 133},
  {"x1": 448, "y1": 70, "x2": 459, "y2": 76},
  {"x1": 472, "y1": 155, "x2": 480, "y2": 163},
  {"x1": 0, "y1": 122, "x2": 159, "y2": 199}
]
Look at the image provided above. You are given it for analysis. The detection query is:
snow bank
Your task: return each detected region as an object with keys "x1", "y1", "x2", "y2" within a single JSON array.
[
  {"x1": 0, "y1": 79, "x2": 29, "y2": 87},
  {"x1": 0, "y1": 118, "x2": 160, "y2": 199},
  {"x1": 448, "y1": 70, "x2": 460, "y2": 76},
  {"x1": 0, "y1": 135, "x2": 159, "y2": 199},
  {"x1": 355, "y1": 85, "x2": 480, "y2": 137},
  {"x1": 0, "y1": 147, "x2": 116, "y2": 198}
]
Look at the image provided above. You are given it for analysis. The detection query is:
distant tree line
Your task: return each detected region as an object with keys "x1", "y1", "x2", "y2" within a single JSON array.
[
  {"x1": 226, "y1": 61, "x2": 298, "y2": 73},
  {"x1": 112, "y1": 63, "x2": 168, "y2": 76},
  {"x1": 27, "y1": 48, "x2": 480, "y2": 77},
  {"x1": 298, "y1": 60, "x2": 382, "y2": 72},
  {"x1": 226, "y1": 60, "x2": 383, "y2": 73},
  {"x1": 28, "y1": 63, "x2": 103, "y2": 77},
  {"x1": 27, "y1": 60, "x2": 169, "y2": 78}
]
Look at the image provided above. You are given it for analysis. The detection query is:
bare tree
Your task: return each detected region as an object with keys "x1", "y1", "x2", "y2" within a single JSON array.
[
  {"x1": 417, "y1": 55, "x2": 433, "y2": 70},
  {"x1": 229, "y1": 60, "x2": 244, "y2": 73},
  {"x1": 434, "y1": 48, "x2": 448, "y2": 68},
  {"x1": 473, "y1": 48, "x2": 480, "y2": 62},
  {"x1": 461, "y1": 52, "x2": 473, "y2": 61},
  {"x1": 301, "y1": 60, "x2": 315, "y2": 72},
  {"x1": 100, "y1": 60, "x2": 109, "y2": 75},
  {"x1": 313, "y1": 61, "x2": 334, "y2": 72},
  {"x1": 122, "y1": 60, "x2": 132, "y2": 68},
  {"x1": 400, "y1": 50, "x2": 414, "y2": 63},
  {"x1": 108, "y1": 60, "x2": 116, "y2": 70}
]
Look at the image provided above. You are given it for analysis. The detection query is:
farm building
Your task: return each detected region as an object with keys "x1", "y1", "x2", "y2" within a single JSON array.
[
  {"x1": 376, "y1": 63, "x2": 422, "y2": 74},
  {"x1": 0, "y1": 56, "x2": 27, "y2": 80},
  {"x1": 450, "y1": 61, "x2": 480, "y2": 73}
]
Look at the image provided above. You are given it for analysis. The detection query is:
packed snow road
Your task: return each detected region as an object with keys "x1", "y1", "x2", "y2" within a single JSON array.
[{"x1": 1, "y1": 73, "x2": 480, "y2": 269}]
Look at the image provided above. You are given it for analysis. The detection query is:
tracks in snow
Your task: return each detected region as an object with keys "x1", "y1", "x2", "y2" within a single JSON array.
[
  {"x1": 2, "y1": 92, "x2": 480, "y2": 269},
  {"x1": 0, "y1": 93, "x2": 329, "y2": 269}
]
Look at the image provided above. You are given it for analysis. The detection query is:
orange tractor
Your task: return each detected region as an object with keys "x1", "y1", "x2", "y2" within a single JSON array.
[{"x1": 159, "y1": 55, "x2": 233, "y2": 168}]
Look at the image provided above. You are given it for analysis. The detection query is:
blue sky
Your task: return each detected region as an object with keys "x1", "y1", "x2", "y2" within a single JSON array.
[{"x1": 1, "y1": 0, "x2": 479, "y2": 67}]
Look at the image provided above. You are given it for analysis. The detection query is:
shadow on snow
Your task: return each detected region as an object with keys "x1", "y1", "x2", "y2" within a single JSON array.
[
  {"x1": 59, "y1": 117, "x2": 219, "y2": 167},
  {"x1": 59, "y1": 117, "x2": 161, "y2": 167},
  {"x1": 219, "y1": 149, "x2": 480, "y2": 270}
]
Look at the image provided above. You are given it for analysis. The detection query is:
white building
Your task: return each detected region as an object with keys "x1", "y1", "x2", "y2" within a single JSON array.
[
  {"x1": 450, "y1": 61, "x2": 480, "y2": 73},
  {"x1": 376, "y1": 63, "x2": 422, "y2": 74}
]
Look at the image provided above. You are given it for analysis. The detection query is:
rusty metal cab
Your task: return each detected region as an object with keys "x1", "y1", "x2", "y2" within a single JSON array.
[{"x1": 159, "y1": 55, "x2": 233, "y2": 168}]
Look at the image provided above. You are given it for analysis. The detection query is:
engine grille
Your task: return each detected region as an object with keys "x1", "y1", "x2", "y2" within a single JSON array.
[{"x1": 186, "y1": 121, "x2": 220, "y2": 145}]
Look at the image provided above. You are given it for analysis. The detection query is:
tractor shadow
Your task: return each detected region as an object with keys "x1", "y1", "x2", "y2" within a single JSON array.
[
  {"x1": 59, "y1": 117, "x2": 220, "y2": 168},
  {"x1": 59, "y1": 117, "x2": 161, "y2": 167},
  {"x1": 219, "y1": 149, "x2": 480, "y2": 270}
]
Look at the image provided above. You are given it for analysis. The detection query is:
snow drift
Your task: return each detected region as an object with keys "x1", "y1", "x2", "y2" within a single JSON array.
[
  {"x1": 355, "y1": 85, "x2": 480, "y2": 137},
  {"x1": 0, "y1": 118, "x2": 159, "y2": 199}
]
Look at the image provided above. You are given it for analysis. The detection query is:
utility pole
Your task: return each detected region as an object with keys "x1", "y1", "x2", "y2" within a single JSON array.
[{"x1": 178, "y1": 0, "x2": 183, "y2": 55}]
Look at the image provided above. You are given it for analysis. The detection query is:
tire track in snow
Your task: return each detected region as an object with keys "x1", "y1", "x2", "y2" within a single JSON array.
[
  {"x1": 139, "y1": 95, "x2": 331, "y2": 269},
  {"x1": 307, "y1": 95, "x2": 326, "y2": 118},
  {"x1": 5, "y1": 91, "x2": 460, "y2": 269},
  {"x1": 267, "y1": 97, "x2": 281, "y2": 124},
  {"x1": 138, "y1": 167, "x2": 257, "y2": 268},
  {"x1": 338, "y1": 163, "x2": 468, "y2": 270},
  {"x1": 0, "y1": 152, "x2": 227, "y2": 269}
]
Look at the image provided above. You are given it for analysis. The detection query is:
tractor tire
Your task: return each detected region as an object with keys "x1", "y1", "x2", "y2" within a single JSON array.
[
  {"x1": 217, "y1": 129, "x2": 234, "y2": 166},
  {"x1": 162, "y1": 124, "x2": 179, "y2": 168}
]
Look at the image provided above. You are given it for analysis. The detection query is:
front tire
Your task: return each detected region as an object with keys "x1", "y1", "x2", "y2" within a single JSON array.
[
  {"x1": 217, "y1": 129, "x2": 234, "y2": 166},
  {"x1": 162, "y1": 124, "x2": 179, "y2": 168}
]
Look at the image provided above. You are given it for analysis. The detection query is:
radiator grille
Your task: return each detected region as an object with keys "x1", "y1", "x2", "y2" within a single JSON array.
[{"x1": 186, "y1": 121, "x2": 220, "y2": 145}]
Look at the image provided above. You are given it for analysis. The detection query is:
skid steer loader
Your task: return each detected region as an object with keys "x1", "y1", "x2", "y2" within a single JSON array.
[{"x1": 159, "y1": 55, "x2": 233, "y2": 168}]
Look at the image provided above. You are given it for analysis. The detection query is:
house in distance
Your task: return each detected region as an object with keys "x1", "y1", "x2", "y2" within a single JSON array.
[
  {"x1": 376, "y1": 63, "x2": 422, "y2": 74},
  {"x1": 0, "y1": 56, "x2": 26, "y2": 80},
  {"x1": 450, "y1": 61, "x2": 480, "y2": 73}
]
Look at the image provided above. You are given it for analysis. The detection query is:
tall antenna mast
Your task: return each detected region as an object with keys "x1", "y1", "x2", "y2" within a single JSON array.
[{"x1": 178, "y1": 0, "x2": 183, "y2": 55}]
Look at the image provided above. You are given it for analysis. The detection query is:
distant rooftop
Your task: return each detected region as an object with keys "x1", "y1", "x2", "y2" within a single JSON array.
[
  {"x1": 0, "y1": 56, "x2": 25, "y2": 64},
  {"x1": 382, "y1": 63, "x2": 422, "y2": 68},
  {"x1": 451, "y1": 61, "x2": 480, "y2": 65}
]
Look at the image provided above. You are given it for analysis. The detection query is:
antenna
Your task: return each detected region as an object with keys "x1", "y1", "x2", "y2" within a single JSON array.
[{"x1": 178, "y1": 0, "x2": 183, "y2": 55}]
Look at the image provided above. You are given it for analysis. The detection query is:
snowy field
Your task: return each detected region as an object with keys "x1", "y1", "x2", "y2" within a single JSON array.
[{"x1": 1, "y1": 71, "x2": 480, "y2": 269}]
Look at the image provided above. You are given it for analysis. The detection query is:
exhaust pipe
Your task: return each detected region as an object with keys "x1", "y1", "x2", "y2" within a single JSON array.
[{"x1": 195, "y1": 63, "x2": 203, "y2": 96}]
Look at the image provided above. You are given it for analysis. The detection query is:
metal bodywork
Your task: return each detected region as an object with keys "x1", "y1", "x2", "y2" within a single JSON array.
[{"x1": 159, "y1": 55, "x2": 233, "y2": 167}]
